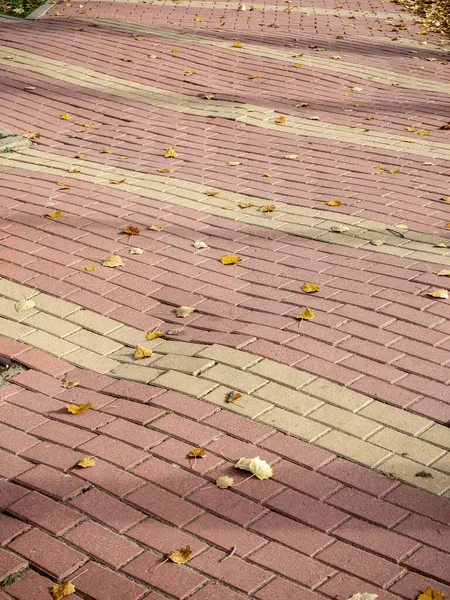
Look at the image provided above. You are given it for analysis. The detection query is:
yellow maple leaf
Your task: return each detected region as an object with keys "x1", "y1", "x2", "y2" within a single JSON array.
[
  {"x1": 261, "y1": 204, "x2": 276, "y2": 213},
  {"x1": 427, "y1": 288, "x2": 449, "y2": 299},
  {"x1": 188, "y1": 447, "x2": 206, "y2": 457},
  {"x1": 123, "y1": 225, "x2": 141, "y2": 235},
  {"x1": 167, "y1": 546, "x2": 192, "y2": 564},
  {"x1": 165, "y1": 147, "x2": 177, "y2": 158},
  {"x1": 239, "y1": 203, "x2": 253, "y2": 209},
  {"x1": 296, "y1": 307, "x2": 314, "y2": 320},
  {"x1": 59, "y1": 112, "x2": 70, "y2": 120},
  {"x1": 302, "y1": 283, "x2": 321, "y2": 293},
  {"x1": 417, "y1": 588, "x2": 445, "y2": 600},
  {"x1": 52, "y1": 582, "x2": 76, "y2": 599},
  {"x1": 146, "y1": 331, "x2": 164, "y2": 340},
  {"x1": 149, "y1": 225, "x2": 164, "y2": 231},
  {"x1": 326, "y1": 200, "x2": 342, "y2": 206},
  {"x1": 47, "y1": 210, "x2": 62, "y2": 219},
  {"x1": 221, "y1": 255, "x2": 241, "y2": 265},
  {"x1": 134, "y1": 345, "x2": 153, "y2": 359},
  {"x1": 233, "y1": 42, "x2": 243, "y2": 48},
  {"x1": 77, "y1": 457, "x2": 95, "y2": 468},
  {"x1": 275, "y1": 116, "x2": 286, "y2": 124},
  {"x1": 66, "y1": 403, "x2": 93, "y2": 414},
  {"x1": 85, "y1": 266, "x2": 96, "y2": 272}
]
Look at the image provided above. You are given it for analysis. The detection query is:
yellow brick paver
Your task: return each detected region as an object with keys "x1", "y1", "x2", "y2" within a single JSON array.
[
  {"x1": 378, "y1": 455, "x2": 450, "y2": 494},
  {"x1": 248, "y1": 359, "x2": 315, "y2": 389},
  {"x1": 152, "y1": 370, "x2": 219, "y2": 397},
  {"x1": 315, "y1": 430, "x2": 393, "y2": 468},
  {"x1": 358, "y1": 402, "x2": 432, "y2": 436},
  {"x1": 201, "y1": 364, "x2": 268, "y2": 394},
  {"x1": 197, "y1": 344, "x2": 261, "y2": 369},
  {"x1": 257, "y1": 407, "x2": 330, "y2": 442},
  {"x1": 301, "y1": 379, "x2": 372, "y2": 411},
  {"x1": 254, "y1": 381, "x2": 324, "y2": 415}
]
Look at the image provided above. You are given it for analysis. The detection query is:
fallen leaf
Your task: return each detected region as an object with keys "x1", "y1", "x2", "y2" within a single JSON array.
[
  {"x1": 77, "y1": 457, "x2": 95, "y2": 468},
  {"x1": 236, "y1": 456, "x2": 273, "y2": 480},
  {"x1": 47, "y1": 210, "x2": 62, "y2": 219},
  {"x1": 68, "y1": 167, "x2": 80, "y2": 174},
  {"x1": 102, "y1": 254, "x2": 124, "y2": 268},
  {"x1": 228, "y1": 161, "x2": 241, "y2": 166},
  {"x1": 283, "y1": 154, "x2": 299, "y2": 160},
  {"x1": 123, "y1": 225, "x2": 141, "y2": 235},
  {"x1": 436, "y1": 243, "x2": 447, "y2": 248},
  {"x1": 371, "y1": 240, "x2": 385, "y2": 246},
  {"x1": 129, "y1": 247, "x2": 143, "y2": 255},
  {"x1": 296, "y1": 308, "x2": 314, "y2": 320},
  {"x1": 261, "y1": 204, "x2": 276, "y2": 213},
  {"x1": 59, "y1": 112, "x2": 70, "y2": 120},
  {"x1": 171, "y1": 49, "x2": 180, "y2": 54},
  {"x1": 122, "y1": 57, "x2": 133, "y2": 62},
  {"x1": 75, "y1": 153, "x2": 88, "y2": 159},
  {"x1": 389, "y1": 169, "x2": 400, "y2": 175},
  {"x1": 110, "y1": 178, "x2": 126, "y2": 185},
  {"x1": 347, "y1": 594, "x2": 378, "y2": 600},
  {"x1": 168, "y1": 326, "x2": 185, "y2": 335},
  {"x1": 52, "y1": 582, "x2": 76, "y2": 600},
  {"x1": 85, "y1": 266, "x2": 96, "y2": 273},
  {"x1": 417, "y1": 588, "x2": 444, "y2": 600},
  {"x1": 238, "y1": 203, "x2": 253, "y2": 209},
  {"x1": 195, "y1": 17, "x2": 204, "y2": 21},
  {"x1": 149, "y1": 225, "x2": 164, "y2": 231},
  {"x1": 184, "y1": 70, "x2": 197, "y2": 76},
  {"x1": 134, "y1": 345, "x2": 153, "y2": 359},
  {"x1": 302, "y1": 283, "x2": 321, "y2": 293},
  {"x1": 350, "y1": 86, "x2": 362, "y2": 91},
  {"x1": 275, "y1": 116, "x2": 286, "y2": 124},
  {"x1": 188, "y1": 447, "x2": 206, "y2": 457},
  {"x1": 206, "y1": 191, "x2": 220, "y2": 197},
  {"x1": 146, "y1": 331, "x2": 164, "y2": 340},
  {"x1": 441, "y1": 196, "x2": 450, "y2": 202},
  {"x1": 158, "y1": 168, "x2": 173, "y2": 173},
  {"x1": 193, "y1": 241, "x2": 209, "y2": 249},
  {"x1": 418, "y1": 130, "x2": 431, "y2": 136},
  {"x1": 61, "y1": 379, "x2": 80, "y2": 389},
  {"x1": 233, "y1": 42, "x2": 243, "y2": 48},
  {"x1": 120, "y1": 155, "x2": 128, "y2": 160},
  {"x1": 326, "y1": 200, "x2": 342, "y2": 206},
  {"x1": 176, "y1": 306, "x2": 196, "y2": 318},
  {"x1": 216, "y1": 476, "x2": 234, "y2": 489},
  {"x1": 438, "y1": 270, "x2": 450, "y2": 276},
  {"x1": 225, "y1": 390, "x2": 242, "y2": 403},
  {"x1": 100, "y1": 148, "x2": 111, "y2": 153},
  {"x1": 427, "y1": 288, "x2": 449, "y2": 299},
  {"x1": 167, "y1": 546, "x2": 192, "y2": 565},
  {"x1": 165, "y1": 147, "x2": 178, "y2": 158},
  {"x1": 15, "y1": 299, "x2": 36, "y2": 313},
  {"x1": 415, "y1": 471, "x2": 433, "y2": 478},
  {"x1": 67, "y1": 403, "x2": 93, "y2": 414},
  {"x1": 263, "y1": 173, "x2": 275, "y2": 178},
  {"x1": 57, "y1": 182, "x2": 70, "y2": 189},
  {"x1": 248, "y1": 74, "x2": 260, "y2": 79},
  {"x1": 221, "y1": 255, "x2": 241, "y2": 265},
  {"x1": 292, "y1": 63, "x2": 303, "y2": 68},
  {"x1": 23, "y1": 131, "x2": 41, "y2": 140},
  {"x1": 331, "y1": 224, "x2": 349, "y2": 233}
]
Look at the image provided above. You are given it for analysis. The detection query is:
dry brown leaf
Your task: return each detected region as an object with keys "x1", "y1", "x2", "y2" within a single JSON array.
[
  {"x1": 216, "y1": 475, "x2": 234, "y2": 489},
  {"x1": 61, "y1": 380, "x2": 80, "y2": 389},
  {"x1": 302, "y1": 283, "x2": 321, "y2": 293},
  {"x1": 134, "y1": 345, "x2": 153, "y2": 359},
  {"x1": 206, "y1": 190, "x2": 220, "y2": 197},
  {"x1": 238, "y1": 203, "x2": 253, "y2": 209},
  {"x1": 427, "y1": 288, "x2": 449, "y2": 299},
  {"x1": 225, "y1": 391, "x2": 242, "y2": 403},
  {"x1": 77, "y1": 456, "x2": 95, "y2": 468},
  {"x1": 228, "y1": 161, "x2": 241, "y2": 167},
  {"x1": 52, "y1": 582, "x2": 76, "y2": 600},
  {"x1": 23, "y1": 131, "x2": 41, "y2": 140},
  {"x1": 295, "y1": 308, "x2": 314, "y2": 320},
  {"x1": 261, "y1": 204, "x2": 276, "y2": 213},
  {"x1": 67, "y1": 403, "x2": 93, "y2": 414},
  {"x1": 415, "y1": 471, "x2": 434, "y2": 479},
  {"x1": 417, "y1": 586, "x2": 443, "y2": 600},
  {"x1": 85, "y1": 266, "x2": 96, "y2": 272},
  {"x1": 165, "y1": 147, "x2": 177, "y2": 158},
  {"x1": 15, "y1": 299, "x2": 36, "y2": 313},
  {"x1": 75, "y1": 153, "x2": 88, "y2": 159},
  {"x1": 168, "y1": 326, "x2": 185, "y2": 335},
  {"x1": 188, "y1": 447, "x2": 206, "y2": 457},
  {"x1": 167, "y1": 546, "x2": 192, "y2": 564},
  {"x1": 326, "y1": 200, "x2": 342, "y2": 206},
  {"x1": 233, "y1": 42, "x2": 243, "y2": 48},
  {"x1": 275, "y1": 116, "x2": 286, "y2": 124},
  {"x1": 176, "y1": 306, "x2": 195, "y2": 318},
  {"x1": 248, "y1": 74, "x2": 260, "y2": 79},
  {"x1": 330, "y1": 224, "x2": 349, "y2": 233},
  {"x1": 110, "y1": 178, "x2": 126, "y2": 185},
  {"x1": 221, "y1": 255, "x2": 241, "y2": 265},
  {"x1": 47, "y1": 210, "x2": 62, "y2": 219},
  {"x1": 158, "y1": 168, "x2": 174, "y2": 173},
  {"x1": 184, "y1": 70, "x2": 197, "y2": 76},
  {"x1": 283, "y1": 154, "x2": 299, "y2": 160},
  {"x1": 149, "y1": 225, "x2": 164, "y2": 231},
  {"x1": 146, "y1": 331, "x2": 164, "y2": 340},
  {"x1": 102, "y1": 254, "x2": 124, "y2": 268},
  {"x1": 59, "y1": 112, "x2": 70, "y2": 120},
  {"x1": 123, "y1": 225, "x2": 141, "y2": 236}
]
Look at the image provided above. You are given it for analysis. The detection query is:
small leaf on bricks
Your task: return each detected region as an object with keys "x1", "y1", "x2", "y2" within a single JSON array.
[
  {"x1": 67, "y1": 403, "x2": 93, "y2": 414},
  {"x1": 123, "y1": 225, "x2": 140, "y2": 235},
  {"x1": 149, "y1": 225, "x2": 164, "y2": 231},
  {"x1": 175, "y1": 306, "x2": 195, "y2": 318},
  {"x1": 193, "y1": 241, "x2": 208, "y2": 249},
  {"x1": 216, "y1": 475, "x2": 235, "y2": 489},
  {"x1": 52, "y1": 582, "x2": 76, "y2": 599},
  {"x1": 221, "y1": 255, "x2": 241, "y2": 265},
  {"x1": 146, "y1": 331, "x2": 164, "y2": 340},
  {"x1": 77, "y1": 457, "x2": 95, "y2": 468},
  {"x1": 188, "y1": 447, "x2": 206, "y2": 457},
  {"x1": 427, "y1": 288, "x2": 449, "y2": 299},
  {"x1": 59, "y1": 113, "x2": 70, "y2": 120},
  {"x1": 302, "y1": 283, "x2": 321, "y2": 293},
  {"x1": 15, "y1": 299, "x2": 36, "y2": 313},
  {"x1": 326, "y1": 200, "x2": 342, "y2": 206},
  {"x1": 167, "y1": 546, "x2": 192, "y2": 564},
  {"x1": 417, "y1": 588, "x2": 443, "y2": 600},
  {"x1": 47, "y1": 210, "x2": 62, "y2": 219},
  {"x1": 296, "y1": 308, "x2": 314, "y2": 320},
  {"x1": 85, "y1": 266, "x2": 96, "y2": 272},
  {"x1": 134, "y1": 345, "x2": 153, "y2": 359},
  {"x1": 165, "y1": 147, "x2": 177, "y2": 158},
  {"x1": 225, "y1": 390, "x2": 242, "y2": 403},
  {"x1": 261, "y1": 204, "x2": 276, "y2": 213},
  {"x1": 236, "y1": 456, "x2": 273, "y2": 480},
  {"x1": 102, "y1": 254, "x2": 124, "y2": 268},
  {"x1": 61, "y1": 380, "x2": 80, "y2": 389}
]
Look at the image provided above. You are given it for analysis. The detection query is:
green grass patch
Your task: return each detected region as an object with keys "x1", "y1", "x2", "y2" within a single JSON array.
[{"x1": 0, "y1": 0, "x2": 47, "y2": 17}]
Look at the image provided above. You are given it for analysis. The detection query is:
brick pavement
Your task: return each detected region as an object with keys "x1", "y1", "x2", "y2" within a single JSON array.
[{"x1": 1, "y1": 0, "x2": 450, "y2": 595}]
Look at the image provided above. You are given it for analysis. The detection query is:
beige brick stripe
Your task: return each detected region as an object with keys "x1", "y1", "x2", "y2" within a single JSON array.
[
  {"x1": 2, "y1": 148, "x2": 450, "y2": 266},
  {"x1": 81, "y1": 19, "x2": 448, "y2": 95},
  {"x1": 0, "y1": 278, "x2": 449, "y2": 495}
]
